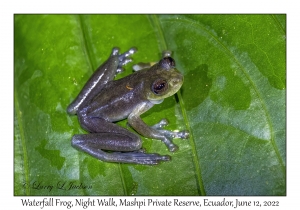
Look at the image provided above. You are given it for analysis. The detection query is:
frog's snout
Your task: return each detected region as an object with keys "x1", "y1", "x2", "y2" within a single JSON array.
[{"x1": 170, "y1": 73, "x2": 183, "y2": 89}]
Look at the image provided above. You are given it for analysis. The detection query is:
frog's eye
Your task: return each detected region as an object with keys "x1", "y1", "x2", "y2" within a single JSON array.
[
  {"x1": 152, "y1": 79, "x2": 168, "y2": 95},
  {"x1": 159, "y1": 57, "x2": 176, "y2": 70}
]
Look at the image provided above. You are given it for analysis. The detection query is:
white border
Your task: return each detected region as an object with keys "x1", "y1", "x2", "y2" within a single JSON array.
[{"x1": 3, "y1": 0, "x2": 299, "y2": 208}]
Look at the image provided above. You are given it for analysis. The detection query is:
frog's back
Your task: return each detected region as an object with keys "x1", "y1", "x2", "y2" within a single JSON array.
[{"x1": 83, "y1": 75, "x2": 147, "y2": 122}]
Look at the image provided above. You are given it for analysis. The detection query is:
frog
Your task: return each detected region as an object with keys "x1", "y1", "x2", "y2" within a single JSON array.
[{"x1": 67, "y1": 47, "x2": 189, "y2": 165}]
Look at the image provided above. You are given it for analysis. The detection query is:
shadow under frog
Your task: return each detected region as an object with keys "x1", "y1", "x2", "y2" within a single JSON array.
[{"x1": 67, "y1": 47, "x2": 189, "y2": 165}]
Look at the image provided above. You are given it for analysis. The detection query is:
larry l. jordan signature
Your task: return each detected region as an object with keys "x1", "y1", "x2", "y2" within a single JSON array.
[{"x1": 22, "y1": 181, "x2": 92, "y2": 192}]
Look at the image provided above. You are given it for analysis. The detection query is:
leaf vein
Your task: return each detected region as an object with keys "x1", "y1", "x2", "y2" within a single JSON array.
[
  {"x1": 164, "y1": 15, "x2": 286, "y2": 175},
  {"x1": 154, "y1": 15, "x2": 206, "y2": 196}
]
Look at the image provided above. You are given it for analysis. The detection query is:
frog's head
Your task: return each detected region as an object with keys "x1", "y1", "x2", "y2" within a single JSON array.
[{"x1": 146, "y1": 57, "x2": 184, "y2": 104}]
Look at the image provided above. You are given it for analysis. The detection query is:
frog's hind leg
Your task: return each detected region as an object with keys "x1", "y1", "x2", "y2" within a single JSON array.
[
  {"x1": 71, "y1": 117, "x2": 170, "y2": 165},
  {"x1": 71, "y1": 133, "x2": 170, "y2": 165},
  {"x1": 67, "y1": 47, "x2": 137, "y2": 115}
]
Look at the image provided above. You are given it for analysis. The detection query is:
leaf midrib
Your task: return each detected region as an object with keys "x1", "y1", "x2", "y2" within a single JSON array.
[{"x1": 150, "y1": 14, "x2": 206, "y2": 196}]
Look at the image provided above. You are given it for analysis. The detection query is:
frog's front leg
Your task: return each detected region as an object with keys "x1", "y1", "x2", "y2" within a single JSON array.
[
  {"x1": 132, "y1": 50, "x2": 172, "y2": 71},
  {"x1": 128, "y1": 103, "x2": 189, "y2": 152},
  {"x1": 71, "y1": 117, "x2": 170, "y2": 165},
  {"x1": 67, "y1": 47, "x2": 137, "y2": 115}
]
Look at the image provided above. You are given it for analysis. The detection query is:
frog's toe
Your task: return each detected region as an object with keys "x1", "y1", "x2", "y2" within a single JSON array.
[
  {"x1": 139, "y1": 154, "x2": 171, "y2": 165},
  {"x1": 116, "y1": 67, "x2": 125, "y2": 74},
  {"x1": 118, "y1": 47, "x2": 137, "y2": 63},
  {"x1": 157, "y1": 118, "x2": 169, "y2": 127},
  {"x1": 111, "y1": 47, "x2": 120, "y2": 56},
  {"x1": 121, "y1": 58, "x2": 133, "y2": 66},
  {"x1": 152, "y1": 118, "x2": 169, "y2": 129},
  {"x1": 139, "y1": 156, "x2": 171, "y2": 165},
  {"x1": 120, "y1": 152, "x2": 171, "y2": 165},
  {"x1": 116, "y1": 58, "x2": 133, "y2": 73},
  {"x1": 168, "y1": 144, "x2": 179, "y2": 152},
  {"x1": 178, "y1": 130, "x2": 189, "y2": 139},
  {"x1": 128, "y1": 47, "x2": 137, "y2": 55}
]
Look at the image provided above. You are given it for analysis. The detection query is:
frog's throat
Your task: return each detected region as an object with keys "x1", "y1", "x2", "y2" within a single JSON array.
[{"x1": 149, "y1": 99, "x2": 164, "y2": 104}]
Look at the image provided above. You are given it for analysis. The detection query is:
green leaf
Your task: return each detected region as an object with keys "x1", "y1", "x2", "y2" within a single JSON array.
[{"x1": 14, "y1": 14, "x2": 286, "y2": 196}]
